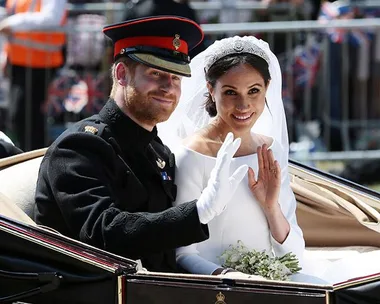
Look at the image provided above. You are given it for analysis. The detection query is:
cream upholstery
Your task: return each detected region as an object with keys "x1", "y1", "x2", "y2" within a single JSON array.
[
  {"x1": 0, "y1": 192, "x2": 36, "y2": 225},
  {"x1": 290, "y1": 169, "x2": 380, "y2": 247},
  {"x1": 0, "y1": 156, "x2": 43, "y2": 219}
]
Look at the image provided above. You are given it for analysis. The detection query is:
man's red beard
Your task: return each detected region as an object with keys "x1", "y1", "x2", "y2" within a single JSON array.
[{"x1": 124, "y1": 85, "x2": 178, "y2": 125}]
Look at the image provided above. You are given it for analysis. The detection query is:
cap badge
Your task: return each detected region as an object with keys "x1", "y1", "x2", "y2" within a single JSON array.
[
  {"x1": 84, "y1": 125, "x2": 98, "y2": 135},
  {"x1": 156, "y1": 158, "x2": 166, "y2": 169},
  {"x1": 120, "y1": 48, "x2": 125, "y2": 55},
  {"x1": 173, "y1": 34, "x2": 181, "y2": 50}
]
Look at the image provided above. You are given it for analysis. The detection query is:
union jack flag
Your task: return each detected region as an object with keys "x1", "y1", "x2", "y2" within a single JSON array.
[
  {"x1": 82, "y1": 72, "x2": 108, "y2": 114},
  {"x1": 44, "y1": 69, "x2": 108, "y2": 118},
  {"x1": 318, "y1": 1, "x2": 372, "y2": 47},
  {"x1": 293, "y1": 42, "x2": 322, "y2": 89}
]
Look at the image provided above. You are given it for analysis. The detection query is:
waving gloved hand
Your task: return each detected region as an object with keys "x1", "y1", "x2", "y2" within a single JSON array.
[{"x1": 196, "y1": 132, "x2": 248, "y2": 224}]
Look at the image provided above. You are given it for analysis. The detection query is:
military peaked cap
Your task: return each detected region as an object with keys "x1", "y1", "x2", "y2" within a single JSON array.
[{"x1": 103, "y1": 15, "x2": 204, "y2": 77}]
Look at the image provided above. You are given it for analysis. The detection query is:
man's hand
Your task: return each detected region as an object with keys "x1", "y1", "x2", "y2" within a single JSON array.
[{"x1": 196, "y1": 132, "x2": 248, "y2": 224}]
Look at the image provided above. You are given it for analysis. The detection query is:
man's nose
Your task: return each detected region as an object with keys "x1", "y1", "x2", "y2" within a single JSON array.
[{"x1": 159, "y1": 74, "x2": 174, "y2": 92}]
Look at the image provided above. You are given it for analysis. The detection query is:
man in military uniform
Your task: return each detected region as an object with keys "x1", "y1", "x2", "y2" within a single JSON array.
[{"x1": 34, "y1": 16, "x2": 247, "y2": 272}]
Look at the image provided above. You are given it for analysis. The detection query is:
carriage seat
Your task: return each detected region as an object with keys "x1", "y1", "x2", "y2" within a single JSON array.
[{"x1": 0, "y1": 155, "x2": 44, "y2": 221}]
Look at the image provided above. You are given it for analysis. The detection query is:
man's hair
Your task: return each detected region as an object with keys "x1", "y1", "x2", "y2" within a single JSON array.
[{"x1": 109, "y1": 57, "x2": 138, "y2": 98}]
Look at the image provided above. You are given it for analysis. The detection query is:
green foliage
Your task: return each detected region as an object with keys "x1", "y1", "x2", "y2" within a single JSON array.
[{"x1": 220, "y1": 240, "x2": 302, "y2": 281}]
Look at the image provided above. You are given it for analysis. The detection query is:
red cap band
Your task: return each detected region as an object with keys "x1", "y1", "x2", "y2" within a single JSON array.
[{"x1": 114, "y1": 36, "x2": 188, "y2": 58}]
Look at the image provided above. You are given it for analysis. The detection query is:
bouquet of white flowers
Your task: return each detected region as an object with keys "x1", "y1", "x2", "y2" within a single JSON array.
[{"x1": 220, "y1": 241, "x2": 302, "y2": 281}]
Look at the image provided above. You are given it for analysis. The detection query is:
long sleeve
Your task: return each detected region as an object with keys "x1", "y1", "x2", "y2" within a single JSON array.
[
  {"x1": 6, "y1": 0, "x2": 67, "y2": 31},
  {"x1": 173, "y1": 141, "x2": 305, "y2": 274},
  {"x1": 176, "y1": 245, "x2": 220, "y2": 275},
  {"x1": 173, "y1": 146, "x2": 219, "y2": 274},
  {"x1": 35, "y1": 133, "x2": 208, "y2": 260},
  {"x1": 270, "y1": 143, "x2": 305, "y2": 264}
]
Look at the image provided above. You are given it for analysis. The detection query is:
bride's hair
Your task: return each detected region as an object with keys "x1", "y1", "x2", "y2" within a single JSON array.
[
  {"x1": 157, "y1": 36, "x2": 287, "y2": 153},
  {"x1": 204, "y1": 53, "x2": 271, "y2": 117}
]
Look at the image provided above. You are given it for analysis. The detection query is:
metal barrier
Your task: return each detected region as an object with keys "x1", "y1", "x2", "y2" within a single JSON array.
[
  {"x1": 2, "y1": 7, "x2": 380, "y2": 162},
  {"x1": 201, "y1": 18, "x2": 380, "y2": 156},
  {"x1": 65, "y1": 1, "x2": 310, "y2": 24}
]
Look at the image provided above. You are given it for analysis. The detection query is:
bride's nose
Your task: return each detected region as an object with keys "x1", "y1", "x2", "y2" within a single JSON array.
[{"x1": 235, "y1": 99, "x2": 250, "y2": 111}]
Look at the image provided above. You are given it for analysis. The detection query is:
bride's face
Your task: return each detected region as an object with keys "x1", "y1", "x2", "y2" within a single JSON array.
[{"x1": 209, "y1": 63, "x2": 268, "y2": 134}]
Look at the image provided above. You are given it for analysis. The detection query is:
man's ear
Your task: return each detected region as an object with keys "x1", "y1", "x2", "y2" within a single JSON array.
[{"x1": 115, "y1": 62, "x2": 129, "y2": 86}]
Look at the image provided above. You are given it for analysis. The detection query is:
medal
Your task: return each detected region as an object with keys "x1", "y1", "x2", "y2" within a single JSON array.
[
  {"x1": 156, "y1": 158, "x2": 166, "y2": 169},
  {"x1": 161, "y1": 171, "x2": 171, "y2": 181}
]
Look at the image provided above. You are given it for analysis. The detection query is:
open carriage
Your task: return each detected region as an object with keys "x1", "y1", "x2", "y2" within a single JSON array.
[{"x1": 0, "y1": 149, "x2": 379, "y2": 303}]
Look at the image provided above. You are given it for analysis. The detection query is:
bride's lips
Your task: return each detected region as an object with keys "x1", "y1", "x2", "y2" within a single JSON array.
[{"x1": 232, "y1": 112, "x2": 254, "y2": 122}]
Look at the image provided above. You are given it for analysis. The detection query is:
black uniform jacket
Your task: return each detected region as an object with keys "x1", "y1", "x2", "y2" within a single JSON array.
[{"x1": 35, "y1": 100, "x2": 209, "y2": 272}]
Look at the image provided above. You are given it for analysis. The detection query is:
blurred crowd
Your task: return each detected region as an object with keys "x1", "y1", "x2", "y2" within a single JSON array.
[{"x1": 1, "y1": 0, "x2": 380, "y2": 177}]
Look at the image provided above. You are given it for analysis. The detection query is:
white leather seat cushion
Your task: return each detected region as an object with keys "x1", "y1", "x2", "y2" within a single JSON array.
[
  {"x1": 0, "y1": 192, "x2": 36, "y2": 225},
  {"x1": 0, "y1": 156, "x2": 43, "y2": 218}
]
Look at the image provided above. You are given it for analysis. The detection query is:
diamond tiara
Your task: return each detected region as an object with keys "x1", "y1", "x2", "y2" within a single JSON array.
[{"x1": 204, "y1": 36, "x2": 271, "y2": 73}]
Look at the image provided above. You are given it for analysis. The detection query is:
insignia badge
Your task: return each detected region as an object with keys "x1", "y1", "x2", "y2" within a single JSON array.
[
  {"x1": 156, "y1": 158, "x2": 166, "y2": 169},
  {"x1": 215, "y1": 292, "x2": 226, "y2": 304},
  {"x1": 120, "y1": 48, "x2": 125, "y2": 55},
  {"x1": 84, "y1": 126, "x2": 98, "y2": 135},
  {"x1": 161, "y1": 171, "x2": 171, "y2": 181},
  {"x1": 173, "y1": 34, "x2": 181, "y2": 50}
]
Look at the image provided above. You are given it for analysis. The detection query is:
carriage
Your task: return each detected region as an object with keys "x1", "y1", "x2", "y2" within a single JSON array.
[{"x1": 0, "y1": 149, "x2": 379, "y2": 303}]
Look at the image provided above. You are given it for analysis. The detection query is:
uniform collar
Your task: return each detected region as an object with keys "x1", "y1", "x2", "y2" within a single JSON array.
[{"x1": 99, "y1": 99, "x2": 157, "y2": 149}]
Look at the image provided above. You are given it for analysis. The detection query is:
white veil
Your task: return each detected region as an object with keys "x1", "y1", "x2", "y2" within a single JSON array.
[{"x1": 157, "y1": 36, "x2": 289, "y2": 161}]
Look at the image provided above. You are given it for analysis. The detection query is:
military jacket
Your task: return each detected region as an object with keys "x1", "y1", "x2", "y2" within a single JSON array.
[{"x1": 35, "y1": 100, "x2": 208, "y2": 272}]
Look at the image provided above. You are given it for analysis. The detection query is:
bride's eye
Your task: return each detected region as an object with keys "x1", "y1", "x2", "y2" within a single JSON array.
[
  {"x1": 248, "y1": 88, "x2": 259, "y2": 94},
  {"x1": 224, "y1": 90, "x2": 236, "y2": 95}
]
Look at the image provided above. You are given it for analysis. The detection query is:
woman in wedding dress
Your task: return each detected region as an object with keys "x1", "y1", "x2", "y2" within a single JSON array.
[
  {"x1": 157, "y1": 35, "x2": 380, "y2": 285},
  {"x1": 158, "y1": 35, "x2": 309, "y2": 279}
]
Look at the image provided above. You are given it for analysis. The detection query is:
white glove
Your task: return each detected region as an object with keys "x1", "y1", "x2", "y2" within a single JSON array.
[
  {"x1": 196, "y1": 132, "x2": 248, "y2": 224},
  {"x1": 219, "y1": 271, "x2": 266, "y2": 280}
]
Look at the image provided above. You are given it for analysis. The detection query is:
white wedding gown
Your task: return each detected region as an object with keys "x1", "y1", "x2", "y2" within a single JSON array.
[
  {"x1": 172, "y1": 136, "x2": 380, "y2": 285},
  {"x1": 173, "y1": 136, "x2": 306, "y2": 277}
]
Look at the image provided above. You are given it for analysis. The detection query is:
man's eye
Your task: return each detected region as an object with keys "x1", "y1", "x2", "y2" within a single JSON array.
[{"x1": 152, "y1": 71, "x2": 160, "y2": 76}]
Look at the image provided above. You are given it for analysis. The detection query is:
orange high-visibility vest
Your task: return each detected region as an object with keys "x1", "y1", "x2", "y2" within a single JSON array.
[{"x1": 4, "y1": 0, "x2": 67, "y2": 68}]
